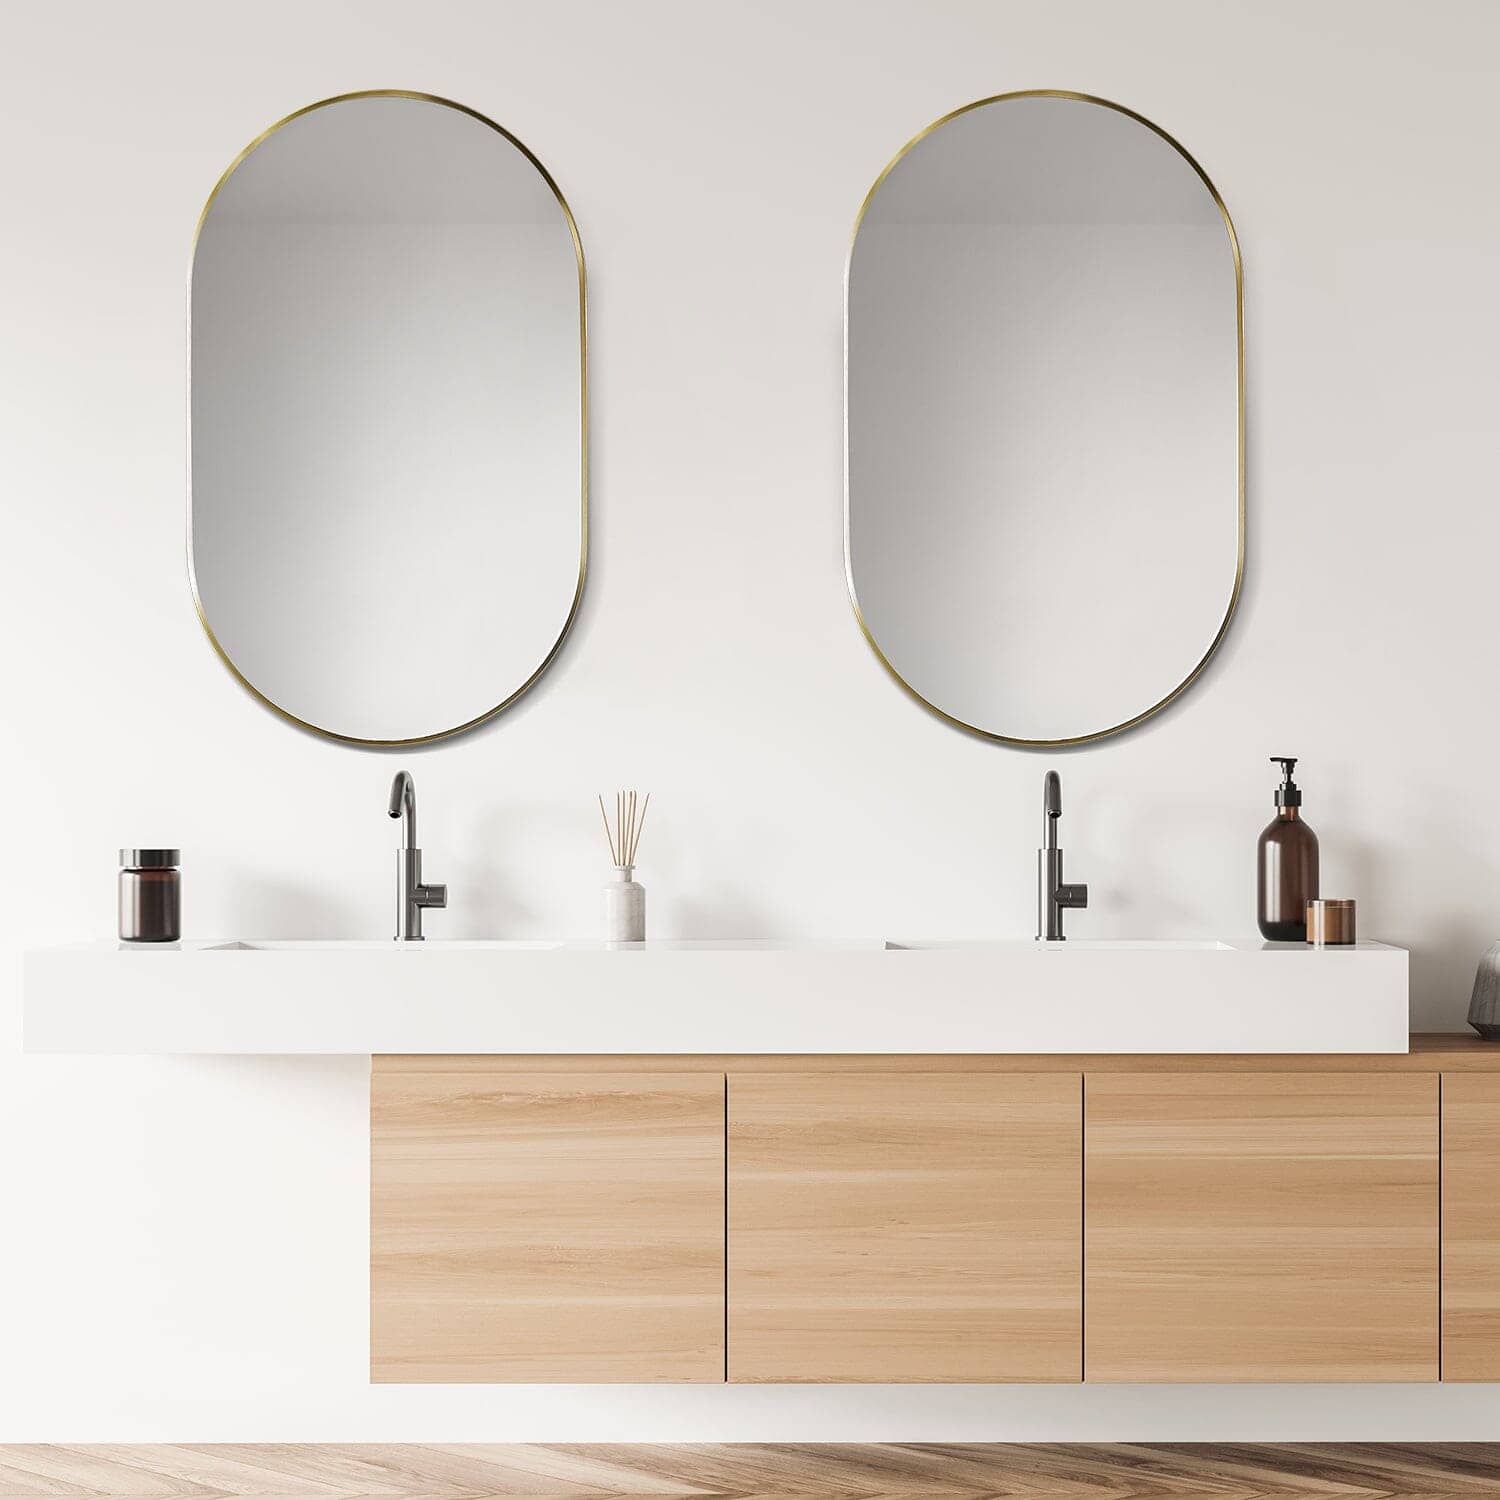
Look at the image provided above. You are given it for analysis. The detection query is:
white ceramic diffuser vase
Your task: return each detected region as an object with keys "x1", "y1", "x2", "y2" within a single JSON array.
[
  {"x1": 604, "y1": 865, "x2": 646, "y2": 944},
  {"x1": 598, "y1": 790, "x2": 649, "y2": 945}
]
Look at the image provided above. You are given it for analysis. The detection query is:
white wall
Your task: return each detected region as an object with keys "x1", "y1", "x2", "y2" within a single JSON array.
[{"x1": 3, "y1": 0, "x2": 1498, "y2": 1441}]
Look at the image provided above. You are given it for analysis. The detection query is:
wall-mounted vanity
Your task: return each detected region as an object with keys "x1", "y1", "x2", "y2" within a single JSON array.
[
  {"x1": 368, "y1": 1046, "x2": 1500, "y2": 1386},
  {"x1": 19, "y1": 951, "x2": 1499, "y2": 1388},
  {"x1": 12, "y1": 767, "x2": 1468, "y2": 1397}
]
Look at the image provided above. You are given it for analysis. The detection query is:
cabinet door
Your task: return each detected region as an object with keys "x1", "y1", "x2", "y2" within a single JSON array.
[
  {"x1": 1086, "y1": 1073, "x2": 1438, "y2": 1382},
  {"x1": 371, "y1": 1067, "x2": 725, "y2": 1382},
  {"x1": 1442, "y1": 1073, "x2": 1500, "y2": 1379},
  {"x1": 728, "y1": 1072, "x2": 1081, "y2": 1382}
]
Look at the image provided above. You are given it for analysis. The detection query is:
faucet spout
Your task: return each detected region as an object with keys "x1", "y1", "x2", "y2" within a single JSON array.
[
  {"x1": 386, "y1": 772, "x2": 444, "y2": 940},
  {"x1": 1037, "y1": 770, "x2": 1087, "y2": 941},
  {"x1": 388, "y1": 771, "x2": 416, "y2": 850}
]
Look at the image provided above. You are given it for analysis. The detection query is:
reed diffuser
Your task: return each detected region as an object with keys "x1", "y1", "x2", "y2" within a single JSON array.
[{"x1": 598, "y1": 790, "x2": 649, "y2": 944}]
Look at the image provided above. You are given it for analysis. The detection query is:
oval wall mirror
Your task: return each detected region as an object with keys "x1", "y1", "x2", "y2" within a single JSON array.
[
  {"x1": 191, "y1": 91, "x2": 586, "y2": 745},
  {"x1": 846, "y1": 91, "x2": 1242, "y2": 746}
]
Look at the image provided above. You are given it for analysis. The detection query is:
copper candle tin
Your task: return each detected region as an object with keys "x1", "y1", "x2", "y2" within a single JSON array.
[{"x1": 1305, "y1": 898, "x2": 1355, "y2": 946}]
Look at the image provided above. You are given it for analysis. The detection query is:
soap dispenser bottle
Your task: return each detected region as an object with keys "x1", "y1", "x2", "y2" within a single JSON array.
[{"x1": 1258, "y1": 756, "x2": 1319, "y2": 941}]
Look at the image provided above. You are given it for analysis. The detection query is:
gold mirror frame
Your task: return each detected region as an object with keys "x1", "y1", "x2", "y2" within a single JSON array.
[
  {"x1": 843, "y1": 90, "x2": 1243, "y2": 748},
  {"x1": 188, "y1": 90, "x2": 588, "y2": 747}
]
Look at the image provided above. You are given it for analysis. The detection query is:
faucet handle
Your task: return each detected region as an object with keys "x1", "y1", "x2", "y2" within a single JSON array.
[
  {"x1": 416, "y1": 882, "x2": 447, "y2": 910},
  {"x1": 1057, "y1": 882, "x2": 1088, "y2": 910}
]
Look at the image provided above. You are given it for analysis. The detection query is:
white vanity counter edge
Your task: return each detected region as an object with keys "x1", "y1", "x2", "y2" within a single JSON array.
[{"x1": 22, "y1": 938, "x2": 1409, "y2": 1055}]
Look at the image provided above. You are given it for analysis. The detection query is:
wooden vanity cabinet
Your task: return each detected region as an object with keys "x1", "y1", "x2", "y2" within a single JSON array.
[
  {"x1": 727, "y1": 1072, "x2": 1082, "y2": 1382},
  {"x1": 370, "y1": 1062, "x2": 726, "y2": 1382},
  {"x1": 1085, "y1": 1073, "x2": 1439, "y2": 1382},
  {"x1": 1441, "y1": 1073, "x2": 1500, "y2": 1379},
  {"x1": 368, "y1": 1047, "x2": 1488, "y2": 1386}
]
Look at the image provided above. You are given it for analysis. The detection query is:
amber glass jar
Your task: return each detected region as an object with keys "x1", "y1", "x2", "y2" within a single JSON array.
[{"x1": 119, "y1": 849, "x2": 180, "y2": 942}]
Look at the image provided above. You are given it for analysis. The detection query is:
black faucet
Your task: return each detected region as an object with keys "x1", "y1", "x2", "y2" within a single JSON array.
[
  {"x1": 1037, "y1": 771, "x2": 1088, "y2": 941},
  {"x1": 388, "y1": 771, "x2": 447, "y2": 941}
]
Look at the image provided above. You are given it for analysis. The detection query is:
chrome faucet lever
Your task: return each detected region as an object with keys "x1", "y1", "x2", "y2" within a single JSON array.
[
  {"x1": 388, "y1": 771, "x2": 446, "y2": 941},
  {"x1": 1037, "y1": 770, "x2": 1088, "y2": 941}
]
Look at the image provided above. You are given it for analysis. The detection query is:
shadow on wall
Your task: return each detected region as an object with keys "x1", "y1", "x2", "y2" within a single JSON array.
[
  {"x1": 222, "y1": 872, "x2": 362, "y2": 941},
  {"x1": 1343, "y1": 816, "x2": 1500, "y2": 1031},
  {"x1": 674, "y1": 889, "x2": 781, "y2": 942},
  {"x1": 458, "y1": 799, "x2": 670, "y2": 940},
  {"x1": 462, "y1": 802, "x2": 557, "y2": 938},
  {"x1": 461, "y1": 800, "x2": 785, "y2": 942}
]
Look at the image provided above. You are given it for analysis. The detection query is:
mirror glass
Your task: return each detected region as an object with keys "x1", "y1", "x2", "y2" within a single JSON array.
[
  {"x1": 846, "y1": 92, "x2": 1241, "y2": 746},
  {"x1": 191, "y1": 92, "x2": 585, "y2": 745}
]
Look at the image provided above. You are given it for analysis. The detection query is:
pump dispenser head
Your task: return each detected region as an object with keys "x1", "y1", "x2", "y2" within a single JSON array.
[{"x1": 1271, "y1": 756, "x2": 1302, "y2": 808}]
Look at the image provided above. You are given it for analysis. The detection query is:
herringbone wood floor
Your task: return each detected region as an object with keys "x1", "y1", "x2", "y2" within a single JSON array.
[{"x1": 2, "y1": 1444, "x2": 1500, "y2": 1497}]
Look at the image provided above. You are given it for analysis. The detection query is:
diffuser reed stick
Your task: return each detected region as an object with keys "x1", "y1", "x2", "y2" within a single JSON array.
[{"x1": 597, "y1": 790, "x2": 650, "y2": 869}]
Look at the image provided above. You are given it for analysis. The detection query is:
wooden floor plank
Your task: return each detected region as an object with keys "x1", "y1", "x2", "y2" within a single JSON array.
[
  {"x1": 204, "y1": 1443, "x2": 608, "y2": 1498},
  {"x1": 867, "y1": 1443, "x2": 1140, "y2": 1497},
  {"x1": 540, "y1": 1443, "x2": 874, "y2": 1498},
  {"x1": 0, "y1": 1448, "x2": 213, "y2": 1498},
  {"x1": 1068, "y1": 1440, "x2": 1380, "y2": 1500},
  {"x1": 421, "y1": 1444, "x2": 713, "y2": 1496},
  {"x1": 766, "y1": 1443, "x2": 1046, "y2": 1495},
  {"x1": 170, "y1": 1443, "x2": 478, "y2": 1498},
  {"x1": 1252, "y1": 1443, "x2": 1500, "y2": 1494},
  {"x1": 6, "y1": 1445, "x2": 1500, "y2": 1498},
  {"x1": 69, "y1": 1448, "x2": 353, "y2": 1499},
  {"x1": 0, "y1": 1458, "x2": 115, "y2": 1498}
]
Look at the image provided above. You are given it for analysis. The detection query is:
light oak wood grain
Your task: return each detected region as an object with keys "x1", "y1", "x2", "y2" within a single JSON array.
[
  {"x1": 1442, "y1": 1073, "x2": 1500, "y2": 1380},
  {"x1": 376, "y1": 1034, "x2": 1498, "y2": 1074},
  {"x1": 727, "y1": 1072, "x2": 1081, "y2": 1382},
  {"x1": 1085, "y1": 1073, "x2": 1438, "y2": 1382},
  {"x1": 370, "y1": 1066, "x2": 725, "y2": 1382},
  {"x1": 10, "y1": 1443, "x2": 1500, "y2": 1497}
]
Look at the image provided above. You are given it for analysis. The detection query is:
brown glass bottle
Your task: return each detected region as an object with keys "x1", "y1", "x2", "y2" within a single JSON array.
[{"x1": 1258, "y1": 758, "x2": 1318, "y2": 941}]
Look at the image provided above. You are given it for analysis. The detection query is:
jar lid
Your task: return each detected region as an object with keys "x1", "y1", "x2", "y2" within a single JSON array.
[{"x1": 120, "y1": 849, "x2": 179, "y2": 868}]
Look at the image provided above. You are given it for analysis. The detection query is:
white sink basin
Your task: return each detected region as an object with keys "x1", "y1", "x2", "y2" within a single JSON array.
[
  {"x1": 207, "y1": 939, "x2": 566, "y2": 952},
  {"x1": 22, "y1": 935, "x2": 1408, "y2": 1055},
  {"x1": 204, "y1": 938, "x2": 873, "y2": 953},
  {"x1": 887, "y1": 939, "x2": 1231, "y2": 951}
]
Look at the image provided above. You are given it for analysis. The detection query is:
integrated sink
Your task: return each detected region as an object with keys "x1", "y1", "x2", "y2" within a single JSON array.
[
  {"x1": 886, "y1": 939, "x2": 1232, "y2": 951},
  {"x1": 23, "y1": 935, "x2": 1407, "y2": 1056},
  {"x1": 206, "y1": 939, "x2": 566, "y2": 952}
]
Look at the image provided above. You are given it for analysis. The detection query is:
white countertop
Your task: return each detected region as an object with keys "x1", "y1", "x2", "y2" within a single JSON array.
[{"x1": 22, "y1": 936, "x2": 1410, "y2": 1055}]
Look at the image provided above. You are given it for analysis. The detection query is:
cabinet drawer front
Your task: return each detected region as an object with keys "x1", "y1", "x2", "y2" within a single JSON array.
[
  {"x1": 371, "y1": 1067, "x2": 725, "y2": 1382},
  {"x1": 1442, "y1": 1073, "x2": 1500, "y2": 1379},
  {"x1": 728, "y1": 1072, "x2": 1082, "y2": 1382},
  {"x1": 1085, "y1": 1073, "x2": 1438, "y2": 1383}
]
